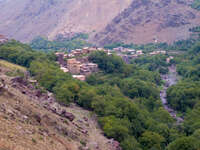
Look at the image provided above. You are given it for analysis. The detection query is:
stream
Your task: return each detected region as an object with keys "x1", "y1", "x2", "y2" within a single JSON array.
[{"x1": 160, "y1": 65, "x2": 184, "y2": 123}]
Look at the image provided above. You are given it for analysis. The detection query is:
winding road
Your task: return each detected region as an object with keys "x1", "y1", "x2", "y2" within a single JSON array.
[{"x1": 160, "y1": 65, "x2": 184, "y2": 123}]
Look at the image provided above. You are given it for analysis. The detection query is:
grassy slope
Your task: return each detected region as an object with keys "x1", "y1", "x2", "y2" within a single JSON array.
[{"x1": 0, "y1": 59, "x2": 26, "y2": 72}]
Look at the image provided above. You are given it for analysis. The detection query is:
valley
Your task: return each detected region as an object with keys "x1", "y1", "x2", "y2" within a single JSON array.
[
  {"x1": 0, "y1": 0, "x2": 200, "y2": 150},
  {"x1": 1, "y1": 37, "x2": 200, "y2": 150}
]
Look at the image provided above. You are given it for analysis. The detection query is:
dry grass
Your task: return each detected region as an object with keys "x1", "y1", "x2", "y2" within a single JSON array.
[
  {"x1": 0, "y1": 60, "x2": 26, "y2": 72},
  {"x1": 0, "y1": 89, "x2": 75, "y2": 150}
]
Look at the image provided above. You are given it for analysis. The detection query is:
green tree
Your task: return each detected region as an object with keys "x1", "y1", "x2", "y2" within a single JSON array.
[
  {"x1": 121, "y1": 136, "x2": 142, "y2": 150},
  {"x1": 53, "y1": 82, "x2": 80, "y2": 105},
  {"x1": 167, "y1": 137, "x2": 200, "y2": 150},
  {"x1": 139, "y1": 131, "x2": 165, "y2": 150}
]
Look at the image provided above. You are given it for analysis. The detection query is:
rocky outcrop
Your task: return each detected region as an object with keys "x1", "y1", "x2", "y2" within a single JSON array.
[
  {"x1": 92, "y1": 0, "x2": 200, "y2": 45},
  {"x1": 61, "y1": 110, "x2": 75, "y2": 122},
  {"x1": 10, "y1": 76, "x2": 77, "y2": 122}
]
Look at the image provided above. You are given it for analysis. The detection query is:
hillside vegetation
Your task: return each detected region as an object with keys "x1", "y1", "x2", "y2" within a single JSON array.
[
  {"x1": 30, "y1": 34, "x2": 91, "y2": 52},
  {"x1": 0, "y1": 59, "x2": 26, "y2": 72},
  {"x1": 0, "y1": 60, "x2": 117, "y2": 150}
]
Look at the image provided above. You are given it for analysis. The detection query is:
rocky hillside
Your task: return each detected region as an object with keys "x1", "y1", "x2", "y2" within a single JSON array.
[
  {"x1": 0, "y1": 0, "x2": 131, "y2": 42},
  {"x1": 0, "y1": 60, "x2": 120, "y2": 150},
  {"x1": 1, "y1": 0, "x2": 200, "y2": 45},
  {"x1": 92, "y1": 0, "x2": 200, "y2": 45}
]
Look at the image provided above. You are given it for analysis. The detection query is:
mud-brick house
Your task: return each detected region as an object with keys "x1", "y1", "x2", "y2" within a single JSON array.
[
  {"x1": 136, "y1": 50, "x2": 143, "y2": 55},
  {"x1": 80, "y1": 63, "x2": 98, "y2": 76},
  {"x1": 55, "y1": 52, "x2": 67, "y2": 66},
  {"x1": 88, "y1": 47, "x2": 97, "y2": 53},
  {"x1": 67, "y1": 58, "x2": 81, "y2": 74},
  {"x1": 82, "y1": 47, "x2": 90, "y2": 54}
]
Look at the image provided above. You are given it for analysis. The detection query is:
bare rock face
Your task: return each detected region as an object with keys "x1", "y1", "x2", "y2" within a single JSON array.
[
  {"x1": 92, "y1": 0, "x2": 200, "y2": 45},
  {"x1": 0, "y1": 0, "x2": 132, "y2": 42}
]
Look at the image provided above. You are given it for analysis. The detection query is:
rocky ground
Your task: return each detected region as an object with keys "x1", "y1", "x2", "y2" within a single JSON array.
[
  {"x1": 160, "y1": 65, "x2": 184, "y2": 124},
  {"x1": 0, "y1": 61, "x2": 121, "y2": 150}
]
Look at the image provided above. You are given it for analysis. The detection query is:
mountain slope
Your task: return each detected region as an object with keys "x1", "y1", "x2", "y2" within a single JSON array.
[
  {"x1": 0, "y1": 0, "x2": 132, "y2": 42},
  {"x1": 91, "y1": 0, "x2": 200, "y2": 45},
  {"x1": 0, "y1": 60, "x2": 118, "y2": 150},
  {"x1": 0, "y1": 0, "x2": 75, "y2": 42}
]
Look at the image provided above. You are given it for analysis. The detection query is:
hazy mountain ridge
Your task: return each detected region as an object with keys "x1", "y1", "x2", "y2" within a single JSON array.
[
  {"x1": 0, "y1": 0, "x2": 74, "y2": 42},
  {"x1": 0, "y1": 0, "x2": 132, "y2": 42},
  {"x1": 0, "y1": 0, "x2": 200, "y2": 45},
  {"x1": 91, "y1": 0, "x2": 200, "y2": 45}
]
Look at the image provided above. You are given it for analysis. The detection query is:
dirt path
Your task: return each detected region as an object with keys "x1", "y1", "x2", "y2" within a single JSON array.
[{"x1": 160, "y1": 65, "x2": 184, "y2": 123}]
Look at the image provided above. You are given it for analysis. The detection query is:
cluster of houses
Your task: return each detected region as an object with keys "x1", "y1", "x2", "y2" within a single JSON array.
[
  {"x1": 56, "y1": 46, "x2": 170, "y2": 81},
  {"x1": 113, "y1": 47, "x2": 143, "y2": 55},
  {"x1": 113, "y1": 47, "x2": 144, "y2": 63},
  {"x1": 67, "y1": 58, "x2": 98, "y2": 75},
  {"x1": 67, "y1": 47, "x2": 110, "y2": 58},
  {"x1": 55, "y1": 47, "x2": 114, "y2": 81},
  {"x1": 55, "y1": 52, "x2": 98, "y2": 81},
  {"x1": 0, "y1": 35, "x2": 8, "y2": 44}
]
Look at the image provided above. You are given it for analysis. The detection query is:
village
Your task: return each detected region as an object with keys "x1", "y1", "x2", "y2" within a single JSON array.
[
  {"x1": 55, "y1": 46, "x2": 171, "y2": 81},
  {"x1": 1, "y1": 34, "x2": 172, "y2": 81},
  {"x1": 0, "y1": 34, "x2": 172, "y2": 81}
]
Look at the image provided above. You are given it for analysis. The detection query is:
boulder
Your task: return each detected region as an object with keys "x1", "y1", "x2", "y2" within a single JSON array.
[
  {"x1": 61, "y1": 110, "x2": 75, "y2": 121},
  {"x1": 33, "y1": 113, "x2": 42, "y2": 124},
  {"x1": 49, "y1": 103, "x2": 62, "y2": 114},
  {"x1": 83, "y1": 117, "x2": 88, "y2": 122},
  {"x1": 11, "y1": 77, "x2": 27, "y2": 85}
]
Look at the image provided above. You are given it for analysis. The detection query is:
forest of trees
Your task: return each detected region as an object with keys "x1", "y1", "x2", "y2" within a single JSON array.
[
  {"x1": 131, "y1": 54, "x2": 169, "y2": 74},
  {"x1": 167, "y1": 42, "x2": 200, "y2": 113},
  {"x1": 103, "y1": 39, "x2": 199, "y2": 52},
  {"x1": 30, "y1": 33, "x2": 91, "y2": 52},
  {"x1": 1, "y1": 39, "x2": 200, "y2": 150}
]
